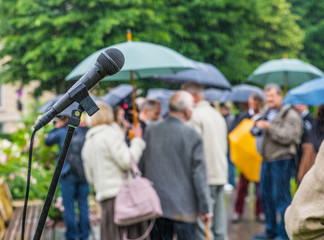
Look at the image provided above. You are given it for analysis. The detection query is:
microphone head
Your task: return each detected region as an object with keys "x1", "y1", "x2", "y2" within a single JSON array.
[{"x1": 97, "y1": 48, "x2": 125, "y2": 76}]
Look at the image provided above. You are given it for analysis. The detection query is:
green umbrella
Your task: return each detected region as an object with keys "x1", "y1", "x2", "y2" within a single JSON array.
[
  {"x1": 65, "y1": 41, "x2": 196, "y2": 81},
  {"x1": 247, "y1": 58, "x2": 324, "y2": 89},
  {"x1": 66, "y1": 39, "x2": 195, "y2": 126}
]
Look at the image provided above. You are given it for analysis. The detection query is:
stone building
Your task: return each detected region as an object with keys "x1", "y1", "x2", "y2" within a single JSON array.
[{"x1": 0, "y1": 81, "x2": 55, "y2": 133}]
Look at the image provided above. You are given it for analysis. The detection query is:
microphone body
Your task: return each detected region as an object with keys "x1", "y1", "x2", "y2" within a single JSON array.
[{"x1": 34, "y1": 48, "x2": 125, "y2": 131}]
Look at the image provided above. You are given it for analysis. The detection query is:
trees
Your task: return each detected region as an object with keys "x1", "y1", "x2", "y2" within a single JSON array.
[
  {"x1": 0, "y1": 0, "x2": 170, "y2": 94},
  {"x1": 287, "y1": 0, "x2": 324, "y2": 71},
  {"x1": 0, "y1": 0, "x2": 304, "y2": 94},
  {"x1": 162, "y1": 0, "x2": 303, "y2": 83}
]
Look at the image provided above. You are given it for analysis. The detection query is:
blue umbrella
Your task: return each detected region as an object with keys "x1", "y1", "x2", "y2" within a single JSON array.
[
  {"x1": 154, "y1": 61, "x2": 231, "y2": 89},
  {"x1": 102, "y1": 84, "x2": 133, "y2": 107},
  {"x1": 146, "y1": 88, "x2": 176, "y2": 117},
  {"x1": 284, "y1": 77, "x2": 324, "y2": 106},
  {"x1": 222, "y1": 84, "x2": 264, "y2": 103},
  {"x1": 38, "y1": 94, "x2": 100, "y2": 116},
  {"x1": 205, "y1": 89, "x2": 227, "y2": 102}
]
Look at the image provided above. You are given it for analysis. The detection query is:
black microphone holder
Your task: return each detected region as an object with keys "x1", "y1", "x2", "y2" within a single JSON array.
[{"x1": 32, "y1": 86, "x2": 99, "y2": 240}]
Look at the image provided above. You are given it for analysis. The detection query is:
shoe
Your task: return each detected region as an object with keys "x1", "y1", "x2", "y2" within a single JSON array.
[
  {"x1": 231, "y1": 212, "x2": 242, "y2": 223},
  {"x1": 256, "y1": 213, "x2": 265, "y2": 222},
  {"x1": 253, "y1": 232, "x2": 276, "y2": 240},
  {"x1": 224, "y1": 183, "x2": 235, "y2": 193}
]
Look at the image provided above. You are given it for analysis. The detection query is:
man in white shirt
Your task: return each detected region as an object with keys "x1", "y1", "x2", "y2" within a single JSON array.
[{"x1": 183, "y1": 82, "x2": 228, "y2": 240}]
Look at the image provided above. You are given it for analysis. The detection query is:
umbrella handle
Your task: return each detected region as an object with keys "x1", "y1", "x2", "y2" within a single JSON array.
[
  {"x1": 128, "y1": 70, "x2": 137, "y2": 140},
  {"x1": 129, "y1": 130, "x2": 134, "y2": 140},
  {"x1": 205, "y1": 222, "x2": 210, "y2": 240},
  {"x1": 130, "y1": 70, "x2": 138, "y2": 126}
]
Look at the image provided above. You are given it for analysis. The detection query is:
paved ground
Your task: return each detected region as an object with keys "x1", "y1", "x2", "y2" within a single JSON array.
[
  {"x1": 226, "y1": 189, "x2": 265, "y2": 240},
  {"x1": 44, "y1": 187, "x2": 265, "y2": 240}
]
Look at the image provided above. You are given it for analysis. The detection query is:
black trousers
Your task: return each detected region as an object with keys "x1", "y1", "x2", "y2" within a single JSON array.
[{"x1": 150, "y1": 217, "x2": 196, "y2": 240}]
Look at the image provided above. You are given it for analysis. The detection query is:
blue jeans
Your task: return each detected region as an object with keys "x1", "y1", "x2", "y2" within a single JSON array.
[
  {"x1": 150, "y1": 218, "x2": 196, "y2": 240},
  {"x1": 260, "y1": 159, "x2": 292, "y2": 239},
  {"x1": 227, "y1": 151, "x2": 236, "y2": 187},
  {"x1": 60, "y1": 173, "x2": 90, "y2": 240}
]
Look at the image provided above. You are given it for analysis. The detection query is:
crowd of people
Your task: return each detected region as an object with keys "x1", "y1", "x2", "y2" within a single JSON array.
[{"x1": 44, "y1": 82, "x2": 324, "y2": 240}]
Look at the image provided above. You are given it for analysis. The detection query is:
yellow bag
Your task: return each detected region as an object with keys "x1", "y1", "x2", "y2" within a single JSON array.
[{"x1": 228, "y1": 119, "x2": 262, "y2": 182}]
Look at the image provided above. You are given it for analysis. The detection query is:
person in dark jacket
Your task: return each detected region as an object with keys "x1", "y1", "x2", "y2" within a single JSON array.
[
  {"x1": 310, "y1": 105, "x2": 324, "y2": 153},
  {"x1": 45, "y1": 115, "x2": 90, "y2": 240},
  {"x1": 140, "y1": 91, "x2": 212, "y2": 240},
  {"x1": 293, "y1": 104, "x2": 315, "y2": 180},
  {"x1": 230, "y1": 93, "x2": 264, "y2": 223}
]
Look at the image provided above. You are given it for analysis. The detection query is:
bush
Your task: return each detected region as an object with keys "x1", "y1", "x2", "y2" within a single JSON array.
[{"x1": 0, "y1": 106, "x2": 63, "y2": 220}]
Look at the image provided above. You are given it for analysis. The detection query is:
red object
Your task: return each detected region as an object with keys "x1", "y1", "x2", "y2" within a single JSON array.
[
  {"x1": 234, "y1": 174, "x2": 263, "y2": 216},
  {"x1": 122, "y1": 103, "x2": 128, "y2": 110}
]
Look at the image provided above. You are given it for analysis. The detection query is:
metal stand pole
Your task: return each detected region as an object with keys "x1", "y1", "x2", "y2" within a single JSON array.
[{"x1": 33, "y1": 108, "x2": 82, "y2": 240}]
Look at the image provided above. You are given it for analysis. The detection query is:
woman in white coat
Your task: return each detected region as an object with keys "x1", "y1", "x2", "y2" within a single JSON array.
[{"x1": 82, "y1": 101, "x2": 146, "y2": 240}]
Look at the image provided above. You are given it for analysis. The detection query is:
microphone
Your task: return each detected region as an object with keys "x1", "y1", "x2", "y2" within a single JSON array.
[{"x1": 34, "y1": 48, "x2": 125, "y2": 131}]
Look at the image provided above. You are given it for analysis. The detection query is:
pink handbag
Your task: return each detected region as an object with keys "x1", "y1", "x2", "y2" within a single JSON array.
[{"x1": 114, "y1": 154, "x2": 163, "y2": 240}]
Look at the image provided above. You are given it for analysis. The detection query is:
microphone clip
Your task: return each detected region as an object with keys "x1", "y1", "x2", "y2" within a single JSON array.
[{"x1": 69, "y1": 83, "x2": 99, "y2": 116}]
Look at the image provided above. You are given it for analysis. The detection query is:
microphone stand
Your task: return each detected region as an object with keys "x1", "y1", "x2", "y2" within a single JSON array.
[
  {"x1": 33, "y1": 107, "x2": 82, "y2": 240},
  {"x1": 30, "y1": 83, "x2": 99, "y2": 240}
]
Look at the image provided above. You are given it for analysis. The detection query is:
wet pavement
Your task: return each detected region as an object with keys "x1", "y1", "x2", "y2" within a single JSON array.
[
  {"x1": 44, "y1": 188, "x2": 265, "y2": 240},
  {"x1": 226, "y1": 188, "x2": 265, "y2": 240}
]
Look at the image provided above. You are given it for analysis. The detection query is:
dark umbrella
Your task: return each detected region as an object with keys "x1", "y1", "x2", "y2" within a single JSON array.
[
  {"x1": 102, "y1": 84, "x2": 133, "y2": 108},
  {"x1": 222, "y1": 84, "x2": 264, "y2": 103},
  {"x1": 154, "y1": 61, "x2": 231, "y2": 89},
  {"x1": 38, "y1": 94, "x2": 100, "y2": 116},
  {"x1": 284, "y1": 77, "x2": 324, "y2": 106},
  {"x1": 205, "y1": 89, "x2": 227, "y2": 102},
  {"x1": 146, "y1": 88, "x2": 176, "y2": 117}
]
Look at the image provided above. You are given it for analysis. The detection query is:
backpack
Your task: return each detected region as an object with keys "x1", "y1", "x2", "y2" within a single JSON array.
[{"x1": 67, "y1": 127, "x2": 88, "y2": 180}]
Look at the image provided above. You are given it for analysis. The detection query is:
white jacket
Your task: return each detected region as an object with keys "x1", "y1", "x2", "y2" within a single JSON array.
[
  {"x1": 81, "y1": 123, "x2": 146, "y2": 202},
  {"x1": 188, "y1": 101, "x2": 228, "y2": 185}
]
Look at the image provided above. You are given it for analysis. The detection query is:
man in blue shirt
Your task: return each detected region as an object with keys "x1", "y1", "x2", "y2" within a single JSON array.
[{"x1": 45, "y1": 115, "x2": 90, "y2": 240}]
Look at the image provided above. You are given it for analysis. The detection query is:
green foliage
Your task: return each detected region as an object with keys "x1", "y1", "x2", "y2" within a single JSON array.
[
  {"x1": 288, "y1": 0, "x2": 324, "y2": 70},
  {"x1": 304, "y1": 20, "x2": 324, "y2": 73},
  {"x1": 0, "y1": 0, "x2": 304, "y2": 93},
  {"x1": 0, "y1": 119, "x2": 57, "y2": 198},
  {"x1": 0, "y1": 106, "x2": 62, "y2": 219},
  {"x1": 161, "y1": 0, "x2": 303, "y2": 83}
]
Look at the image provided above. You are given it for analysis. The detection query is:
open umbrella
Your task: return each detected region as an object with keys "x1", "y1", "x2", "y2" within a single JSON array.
[
  {"x1": 247, "y1": 58, "x2": 324, "y2": 89},
  {"x1": 66, "y1": 41, "x2": 195, "y2": 82},
  {"x1": 154, "y1": 61, "x2": 231, "y2": 89},
  {"x1": 146, "y1": 88, "x2": 176, "y2": 117},
  {"x1": 229, "y1": 119, "x2": 262, "y2": 182},
  {"x1": 205, "y1": 89, "x2": 226, "y2": 102},
  {"x1": 66, "y1": 35, "x2": 195, "y2": 125},
  {"x1": 102, "y1": 84, "x2": 133, "y2": 107},
  {"x1": 38, "y1": 94, "x2": 100, "y2": 116},
  {"x1": 222, "y1": 84, "x2": 264, "y2": 103},
  {"x1": 283, "y1": 77, "x2": 324, "y2": 106}
]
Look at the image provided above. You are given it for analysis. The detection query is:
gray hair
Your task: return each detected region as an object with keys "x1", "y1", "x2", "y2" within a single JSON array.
[
  {"x1": 169, "y1": 91, "x2": 194, "y2": 113},
  {"x1": 141, "y1": 99, "x2": 161, "y2": 111},
  {"x1": 264, "y1": 83, "x2": 282, "y2": 95},
  {"x1": 182, "y1": 82, "x2": 205, "y2": 99},
  {"x1": 249, "y1": 92, "x2": 263, "y2": 103}
]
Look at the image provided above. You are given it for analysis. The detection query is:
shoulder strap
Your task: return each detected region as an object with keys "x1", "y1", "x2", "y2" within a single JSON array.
[
  {"x1": 282, "y1": 105, "x2": 292, "y2": 119},
  {"x1": 130, "y1": 153, "x2": 141, "y2": 176},
  {"x1": 122, "y1": 219, "x2": 155, "y2": 240}
]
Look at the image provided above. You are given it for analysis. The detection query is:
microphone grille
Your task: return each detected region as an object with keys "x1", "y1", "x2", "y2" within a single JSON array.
[{"x1": 97, "y1": 48, "x2": 125, "y2": 76}]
